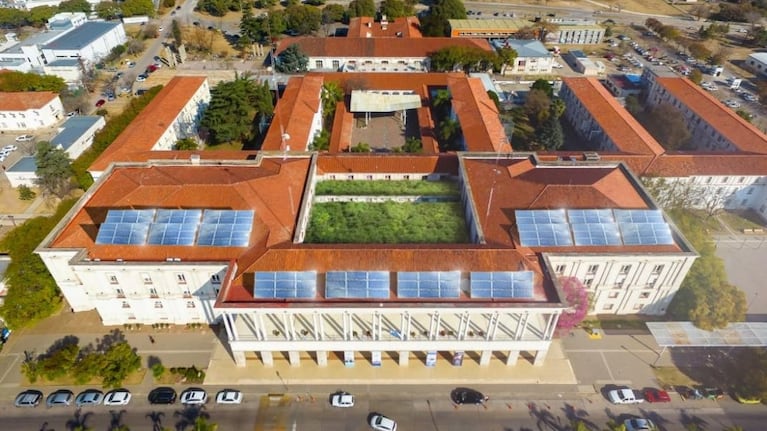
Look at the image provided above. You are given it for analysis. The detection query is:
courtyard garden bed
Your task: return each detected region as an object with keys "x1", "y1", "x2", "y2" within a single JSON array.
[
  {"x1": 315, "y1": 180, "x2": 459, "y2": 196},
  {"x1": 305, "y1": 201, "x2": 469, "y2": 243}
]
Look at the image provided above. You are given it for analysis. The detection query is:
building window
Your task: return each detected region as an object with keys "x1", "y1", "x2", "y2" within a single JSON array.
[
  {"x1": 608, "y1": 292, "x2": 619, "y2": 299},
  {"x1": 141, "y1": 273, "x2": 153, "y2": 284},
  {"x1": 315, "y1": 60, "x2": 323, "y2": 68},
  {"x1": 646, "y1": 279, "x2": 657, "y2": 289},
  {"x1": 187, "y1": 301, "x2": 196, "y2": 308},
  {"x1": 587, "y1": 264, "x2": 599, "y2": 274},
  {"x1": 176, "y1": 273, "x2": 187, "y2": 284},
  {"x1": 748, "y1": 188, "x2": 754, "y2": 195},
  {"x1": 583, "y1": 278, "x2": 593, "y2": 287},
  {"x1": 555, "y1": 264, "x2": 566, "y2": 274},
  {"x1": 115, "y1": 288, "x2": 124, "y2": 298},
  {"x1": 183, "y1": 288, "x2": 191, "y2": 297},
  {"x1": 154, "y1": 301, "x2": 163, "y2": 309},
  {"x1": 639, "y1": 292, "x2": 651, "y2": 299},
  {"x1": 332, "y1": 60, "x2": 340, "y2": 69},
  {"x1": 613, "y1": 280, "x2": 624, "y2": 289},
  {"x1": 107, "y1": 273, "x2": 118, "y2": 284},
  {"x1": 211, "y1": 274, "x2": 221, "y2": 284},
  {"x1": 652, "y1": 264, "x2": 664, "y2": 274},
  {"x1": 619, "y1": 264, "x2": 631, "y2": 275},
  {"x1": 603, "y1": 304, "x2": 614, "y2": 311},
  {"x1": 121, "y1": 301, "x2": 130, "y2": 308}
]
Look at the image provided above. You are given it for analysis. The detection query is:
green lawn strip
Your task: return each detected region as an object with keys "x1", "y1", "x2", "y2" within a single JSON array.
[
  {"x1": 23, "y1": 369, "x2": 146, "y2": 387},
  {"x1": 314, "y1": 180, "x2": 460, "y2": 196},
  {"x1": 305, "y1": 202, "x2": 468, "y2": 243}
]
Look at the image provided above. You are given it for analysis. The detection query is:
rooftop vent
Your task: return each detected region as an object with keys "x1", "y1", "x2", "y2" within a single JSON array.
[
  {"x1": 190, "y1": 154, "x2": 200, "y2": 165},
  {"x1": 583, "y1": 152, "x2": 600, "y2": 161}
]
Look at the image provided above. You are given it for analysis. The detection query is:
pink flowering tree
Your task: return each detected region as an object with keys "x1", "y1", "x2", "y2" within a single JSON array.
[{"x1": 556, "y1": 276, "x2": 590, "y2": 335}]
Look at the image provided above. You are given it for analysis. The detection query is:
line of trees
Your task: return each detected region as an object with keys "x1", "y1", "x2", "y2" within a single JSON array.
[{"x1": 0, "y1": 0, "x2": 155, "y2": 28}]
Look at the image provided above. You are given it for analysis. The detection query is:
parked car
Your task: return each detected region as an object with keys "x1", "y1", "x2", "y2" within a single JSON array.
[
  {"x1": 677, "y1": 386, "x2": 704, "y2": 400},
  {"x1": 607, "y1": 388, "x2": 643, "y2": 404},
  {"x1": 215, "y1": 389, "x2": 242, "y2": 405},
  {"x1": 127, "y1": 61, "x2": 136, "y2": 68},
  {"x1": 46, "y1": 389, "x2": 74, "y2": 407},
  {"x1": 148, "y1": 387, "x2": 177, "y2": 405},
  {"x1": 643, "y1": 388, "x2": 671, "y2": 403},
  {"x1": 95, "y1": 99, "x2": 106, "y2": 108},
  {"x1": 369, "y1": 414, "x2": 397, "y2": 431},
  {"x1": 15, "y1": 134, "x2": 34, "y2": 142},
  {"x1": 329, "y1": 391, "x2": 354, "y2": 407},
  {"x1": 136, "y1": 74, "x2": 147, "y2": 82},
  {"x1": 75, "y1": 389, "x2": 104, "y2": 407},
  {"x1": 180, "y1": 388, "x2": 207, "y2": 405},
  {"x1": 624, "y1": 418, "x2": 658, "y2": 431},
  {"x1": 703, "y1": 387, "x2": 724, "y2": 400},
  {"x1": 743, "y1": 93, "x2": 759, "y2": 102},
  {"x1": 66, "y1": 111, "x2": 78, "y2": 117},
  {"x1": 146, "y1": 64, "x2": 158, "y2": 73},
  {"x1": 735, "y1": 392, "x2": 762, "y2": 404},
  {"x1": 724, "y1": 99, "x2": 741, "y2": 109},
  {"x1": 14, "y1": 390, "x2": 43, "y2": 407},
  {"x1": 450, "y1": 387, "x2": 488, "y2": 405},
  {"x1": 104, "y1": 389, "x2": 132, "y2": 406},
  {"x1": 3, "y1": 145, "x2": 18, "y2": 153}
]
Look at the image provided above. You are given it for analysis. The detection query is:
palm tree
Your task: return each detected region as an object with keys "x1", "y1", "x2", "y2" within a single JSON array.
[{"x1": 193, "y1": 417, "x2": 218, "y2": 431}]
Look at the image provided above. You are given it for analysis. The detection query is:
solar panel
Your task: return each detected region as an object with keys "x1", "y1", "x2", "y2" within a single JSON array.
[
  {"x1": 104, "y1": 209, "x2": 156, "y2": 224},
  {"x1": 254, "y1": 271, "x2": 317, "y2": 298},
  {"x1": 567, "y1": 209, "x2": 615, "y2": 224},
  {"x1": 326, "y1": 271, "x2": 390, "y2": 299},
  {"x1": 397, "y1": 271, "x2": 461, "y2": 298},
  {"x1": 614, "y1": 209, "x2": 665, "y2": 224},
  {"x1": 95, "y1": 223, "x2": 150, "y2": 245},
  {"x1": 515, "y1": 209, "x2": 568, "y2": 224},
  {"x1": 518, "y1": 223, "x2": 573, "y2": 246},
  {"x1": 197, "y1": 210, "x2": 254, "y2": 247},
  {"x1": 470, "y1": 271, "x2": 535, "y2": 299},
  {"x1": 155, "y1": 209, "x2": 203, "y2": 224},
  {"x1": 147, "y1": 223, "x2": 199, "y2": 246},
  {"x1": 571, "y1": 223, "x2": 622, "y2": 246},
  {"x1": 619, "y1": 222, "x2": 675, "y2": 245}
]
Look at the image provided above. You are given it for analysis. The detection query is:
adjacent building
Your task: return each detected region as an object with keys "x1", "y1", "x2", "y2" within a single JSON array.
[
  {"x1": 0, "y1": 91, "x2": 64, "y2": 131},
  {"x1": 493, "y1": 39, "x2": 554, "y2": 75},
  {"x1": 41, "y1": 21, "x2": 126, "y2": 66}
]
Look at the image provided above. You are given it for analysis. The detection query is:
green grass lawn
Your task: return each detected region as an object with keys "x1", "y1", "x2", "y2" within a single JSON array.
[
  {"x1": 305, "y1": 201, "x2": 469, "y2": 243},
  {"x1": 314, "y1": 180, "x2": 460, "y2": 196}
]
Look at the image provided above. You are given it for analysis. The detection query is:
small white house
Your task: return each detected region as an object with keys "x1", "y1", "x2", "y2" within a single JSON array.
[
  {"x1": 0, "y1": 92, "x2": 64, "y2": 131},
  {"x1": 5, "y1": 156, "x2": 38, "y2": 188},
  {"x1": 493, "y1": 39, "x2": 554, "y2": 75},
  {"x1": 51, "y1": 116, "x2": 106, "y2": 159},
  {"x1": 746, "y1": 52, "x2": 767, "y2": 78}
]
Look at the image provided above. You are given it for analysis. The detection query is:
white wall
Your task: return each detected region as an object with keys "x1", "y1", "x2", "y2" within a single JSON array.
[
  {"x1": 0, "y1": 96, "x2": 64, "y2": 131},
  {"x1": 6, "y1": 170, "x2": 37, "y2": 188},
  {"x1": 42, "y1": 25, "x2": 127, "y2": 64}
]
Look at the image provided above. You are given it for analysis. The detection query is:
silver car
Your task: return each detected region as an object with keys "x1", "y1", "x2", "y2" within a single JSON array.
[
  {"x1": 46, "y1": 389, "x2": 73, "y2": 407},
  {"x1": 75, "y1": 389, "x2": 104, "y2": 407},
  {"x1": 14, "y1": 390, "x2": 43, "y2": 407}
]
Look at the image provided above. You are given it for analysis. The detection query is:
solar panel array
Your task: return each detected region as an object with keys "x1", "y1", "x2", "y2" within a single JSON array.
[
  {"x1": 95, "y1": 209, "x2": 254, "y2": 247},
  {"x1": 470, "y1": 271, "x2": 535, "y2": 299},
  {"x1": 254, "y1": 271, "x2": 317, "y2": 298},
  {"x1": 516, "y1": 209, "x2": 674, "y2": 247},
  {"x1": 326, "y1": 271, "x2": 391, "y2": 299},
  {"x1": 397, "y1": 271, "x2": 461, "y2": 298}
]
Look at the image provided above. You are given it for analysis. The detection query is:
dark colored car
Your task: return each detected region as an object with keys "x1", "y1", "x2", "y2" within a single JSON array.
[
  {"x1": 95, "y1": 99, "x2": 106, "y2": 108},
  {"x1": 450, "y1": 387, "x2": 488, "y2": 405},
  {"x1": 643, "y1": 388, "x2": 671, "y2": 403},
  {"x1": 703, "y1": 387, "x2": 724, "y2": 400},
  {"x1": 146, "y1": 64, "x2": 158, "y2": 73},
  {"x1": 148, "y1": 387, "x2": 177, "y2": 405},
  {"x1": 676, "y1": 386, "x2": 703, "y2": 400}
]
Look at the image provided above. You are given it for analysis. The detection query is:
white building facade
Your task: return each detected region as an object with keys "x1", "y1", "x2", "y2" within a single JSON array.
[
  {"x1": 0, "y1": 92, "x2": 64, "y2": 131},
  {"x1": 42, "y1": 22, "x2": 127, "y2": 66},
  {"x1": 151, "y1": 79, "x2": 212, "y2": 151}
]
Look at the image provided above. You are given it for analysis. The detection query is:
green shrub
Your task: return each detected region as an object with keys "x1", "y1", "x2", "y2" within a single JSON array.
[
  {"x1": 17, "y1": 185, "x2": 36, "y2": 201},
  {"x1": 151, "y1": 362, "x2": 166, "y2": 379}
]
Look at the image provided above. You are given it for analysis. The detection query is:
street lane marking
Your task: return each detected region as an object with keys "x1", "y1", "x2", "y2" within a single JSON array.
[{"x1": 600, "y1": 351, "x2": 615, "y2": 381}]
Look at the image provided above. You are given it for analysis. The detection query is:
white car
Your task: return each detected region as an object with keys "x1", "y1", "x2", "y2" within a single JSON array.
[
  {"x1": 329, "y1": 391, "x2": 354, "y2": 407},
  {"x1": 15, "y1": 135, "x2": 34, "y2": 142},
  {"x1": 103, "y1": 389, "x2": 132, "y2": 406},
  {"x1": 215, "y1": 389, "x2": 242, "y2": 404},
  {"x1": 180, "y1": 388, "x2": 207, "y2": 405},
  {"x1": 724, "y1": 99, "x2": 741, "y2": 109},
  {"x1": 369, "y1": 414, "x2": 397, "y2": 431},
  {"x1": 3, "y1": 145, "x2": 18, "y2": 152},
  {"x1": 624, "y1": 418, "x2": 658, "y2": 431},
  {"x1": 743, "y1": 93, "x2": 758, "y2": 102},
  {"x1": 608, "y1": 388, "x2": 644, "y2": 405}
]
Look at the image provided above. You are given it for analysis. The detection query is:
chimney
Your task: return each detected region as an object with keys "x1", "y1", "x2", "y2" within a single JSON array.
[{"x1": 190, "y1": 154, "x2": 201, "y2": 165}]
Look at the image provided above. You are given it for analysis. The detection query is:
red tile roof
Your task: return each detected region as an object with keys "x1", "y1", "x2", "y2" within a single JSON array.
[
  {"x1": 0, "y1": 91, "x2": 58, "y2": 111},
  {"x1": 562, "y1": 78, "x2": 665, "y2": 156},
  {"x1": 274, "y1": 37, "x2": 492, "y2": 58},
  {"x1": 261, "y1": 75, "x2": 323, "y2": 152},
  {"x1": 644, "y1": 153, "x2": 767, "y2": 177},
  {"x1": 461, "y1": 155, "x2": 670, "y2": 250},
  {"x1": 448, "y1": 75, "x2": 511, "y2": 152},
  {"x1": 347, "y1": 16, "x2": 422, "y2": 38},
  {"x1": 315, "y1": 153, "x2": 459, "y2": 174},
  {"x1": 48, "y1": 158, "x2": 311, "y2": 261},
  {"x1": 89, "y1": 76, "x2": 208, "y2": 173},
  {"x1": 656, "y1": 77, "x2": 767, "y2": 154}
]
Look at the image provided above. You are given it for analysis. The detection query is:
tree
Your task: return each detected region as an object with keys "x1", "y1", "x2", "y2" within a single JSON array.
[
  {"x1": 624, "y1": 95, "x2": 642, "y2": 115},
  {"x1": 0, "y1": 7, "x2": 30, "y2": 27},
  {"x1": 556, "y1": 277, "x2": 589, "y2": 334},
  {"x1": 736, "y1": 109, "x2": 753, "y2": 123},
  {"x1": 171, "y1": 19, "x2": 183, "y2": 46},
  {"x1": 536, "y1": 114, "x2": 564, "y2": 150},
  {"x1": 350, "y1": 142, "x2": 371, "y2": 152},
  {"x1": 644, "y1": 103, "x2": 690, "y2": 150},
  {"x1": 730, "y1": 348, "x2": 767, "y2": 401},
  {"x1": 420, "y1": 0, "x2": 466, "y2": 37},
  {"x1": 689, "y1": 69, "x2": 703, "y2": 85},
  {"x1": 311, "y1": 129, "x2": 330, "y2": 151},
  {"x1": 101, "y1": 341, "x2": 141, "y2": 388},
  {"x1": 28, "y1": 6, "x2": 58, "y2": 26},
  {"x1": 347, "y1": 0, "x2": 375, "y2": 18},
  {"x1": 321, "y1": 4, "x2": 345, "y2": 23},
  {"x1": 121, "y1": 0, "x2": 155, "y2": 17},
  {"x1": 321, "y1": 81, "x2": 343, "y2": 120},
  {"x1": 438, "y1": 118, "x2": 462, "y2": 151},
  {"x1": 35, "y1": 141, "x2": 73, "y2": 199},
  {"x1": 57, "y1": 0, "x2": 92, "y2": 13},
  {"x1": 523, "y1": 89, "x2": 551, "y2": 128},
  {"x1": 193, "y1": 417, "x2": 218, "y2": 431},
  {"x1": 17, "y1": 185, "x2": 36, "y2": 201},
  {"x1": 175, "y1": 137, "x2": 198, "y2": 150},
  {"x1": 379, "y1": 0, "x2": 414, "y2": 19},
  {"x1": 285, "y1": 4, "x2": 321, "y2": 36},
  {"x1": 94, "y1": 1, "x2": 121, "y2": 19},
  {"x1": 496, "y1": 46, "x2": 518, "y2": 75},
  {"x1": 401, "y1": 137, "x2": 422, "y2": 153},
  {"x1": 200, "y1": 76, "x2": 273, "y2": 144},
  {"x1": 530, "y1": 79, "x2": 554, "y2": 97},
  {"x1": 688, "y1": 42, "x2": 712, "y2": 60},
  {"x1": 0, "y1": 70, "x2": 65, "y2": 92},
  {"x1": 274, "y1": 44, "x2": 308, "y2": 73}
]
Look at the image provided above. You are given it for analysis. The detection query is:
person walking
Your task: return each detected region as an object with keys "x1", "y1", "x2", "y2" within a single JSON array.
[{"x1": 149, "y1": 335, "x2": 155, "y2": 344}]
